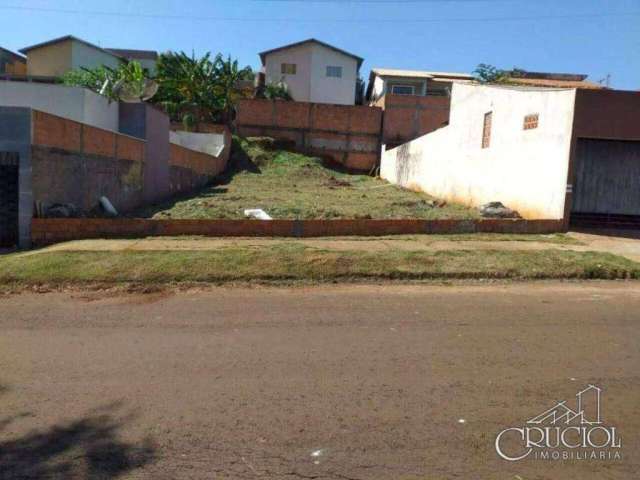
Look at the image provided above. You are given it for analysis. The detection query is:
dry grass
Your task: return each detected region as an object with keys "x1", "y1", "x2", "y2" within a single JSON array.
[
  {"x1": 136, "y1": 137, "x2": 478, "y2": 220},
  {"x1": 1, "y1": 245, "x2": 638, "y2": 286}
]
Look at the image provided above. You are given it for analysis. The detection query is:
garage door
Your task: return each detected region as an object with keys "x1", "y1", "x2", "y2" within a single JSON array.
[
  {"x1": 571, "y1": 139, "x2": 640, "y2": 229},
  {"x1": 0, "y1": 152, "x2": 19, "y2": 248}
]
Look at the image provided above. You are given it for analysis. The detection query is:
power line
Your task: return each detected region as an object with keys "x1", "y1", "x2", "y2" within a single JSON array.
[{"x1": 0, "y1": 4, "x2": 637, "y2": 23}]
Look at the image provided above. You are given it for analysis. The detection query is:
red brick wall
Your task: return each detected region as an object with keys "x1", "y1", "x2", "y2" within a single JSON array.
[
  {"x1": 31, "y1": 111, "x2": 147, "y2": 213},
  {"x1": 169, "y1": 144, "x2": 228, "y2": 195},
  {"x1": 32, "y1": 110, "x2": 82, "y2": 151},
  {"x1": 380, "y1": 94, "x2": 450, "y2": 147},
  {"x1": 236, "y1": 99, "x2": 383, "y2": 172},
  {"x1": 31, "y1": 218, "x2": 564, "y2": 245},
  {"x1": 32, "y1": 111, "x2": 145, "y2": 162}
]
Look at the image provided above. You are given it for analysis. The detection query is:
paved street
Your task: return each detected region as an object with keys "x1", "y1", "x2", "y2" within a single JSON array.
[{"x1": 1, "y1": 283, "x2": 639, "y2": 479}]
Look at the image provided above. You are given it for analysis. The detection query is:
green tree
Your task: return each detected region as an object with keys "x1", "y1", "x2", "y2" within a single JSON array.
[
  {"x1": 61, "y1": 61, "x2": 149, "y2": 102},
  {"x1": 153, "y1": 51, "x2": 253, "y2": 130},
  {"x1": 473, "y1": 63, "x2": 509, "y2": 84},
  {"x1": 259, "y1": 81, "x2": 292, "y2": 101},
  {"x1": 212, "y1": 55, "x2": 254, "y2": 125},
  {"x1": 154, "y1": 51, "x2": 221, "y2": 131}
]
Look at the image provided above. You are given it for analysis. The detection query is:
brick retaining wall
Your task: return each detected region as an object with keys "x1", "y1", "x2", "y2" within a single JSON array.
[
  {"x1": 169, "y1": 143, "x2": 227, "y2": 195},
  {"x1": 33, "y1": 110, "x2": 145, "y2": 162},
  {"x1": 31, "y1": 218, "x2": 564, "y2": 245},
  {"x1": 236, "y1": 99, "x2": 383, "y2": 172},
  {"x1": 31, "y1": 111, "x2": 147, "y2": 213},
  {"x1": 378, "y1": 94, "x2": 450, "y2": 148}
]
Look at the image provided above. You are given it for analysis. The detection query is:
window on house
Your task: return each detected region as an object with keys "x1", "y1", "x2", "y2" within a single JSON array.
[
  {"x1": 326, "y1": 66, "x2": 342, "y2": 78},
  {"x1": 281, "y1": 63, "x2": 297, "y2": 75},
  {"x1": 524, "y1": 113, "x2": 539, "y2": 130},
  {"x1": 391, "y1": 85, "x2": 415, "y2": 95},
  {"x1": 482, "y1": 112, "x2": 492, "y2": 149}
]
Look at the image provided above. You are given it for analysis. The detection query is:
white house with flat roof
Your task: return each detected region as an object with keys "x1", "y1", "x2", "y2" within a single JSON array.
[
  {"x1": 366, "y1": 68, "x2": 475, "y2": 104},
  {"x1": 259, "y1": 39, "x2": 363, "y2": 105}
]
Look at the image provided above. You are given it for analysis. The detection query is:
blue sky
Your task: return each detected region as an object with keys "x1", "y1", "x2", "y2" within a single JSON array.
[{"x1": 2, "y1": 0, "x2": 639, "y2": 89}]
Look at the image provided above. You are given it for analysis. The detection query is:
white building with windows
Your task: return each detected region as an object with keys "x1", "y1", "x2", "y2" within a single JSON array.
[
  {"x1": 259, "y1": 39, "x2": 363, "y2": 105},
  {"x1": 366, "y1": 68, "x2": 474, "y2": 104}
]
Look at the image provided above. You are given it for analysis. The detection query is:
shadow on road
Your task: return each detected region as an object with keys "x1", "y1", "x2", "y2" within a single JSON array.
[{"x1": 0, "y1": 398, "x2": 155, "y2": 479}]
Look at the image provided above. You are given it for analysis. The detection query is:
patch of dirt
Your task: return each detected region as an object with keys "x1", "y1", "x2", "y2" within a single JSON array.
[
  {"x1": 324, "y1": 176, "x2": 352, "y2": 189},
  {"x1": 70, "y1": 286, "x2": 173, "y2": 304}
]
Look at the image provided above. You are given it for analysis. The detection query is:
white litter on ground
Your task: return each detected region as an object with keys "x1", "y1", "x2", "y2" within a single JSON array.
[
  {"x1": 458, "y1": 418, "x2": 466, "y2": 424},
  {"x1": 244, "y1": 209, "x2": 272, "y2": 220}
]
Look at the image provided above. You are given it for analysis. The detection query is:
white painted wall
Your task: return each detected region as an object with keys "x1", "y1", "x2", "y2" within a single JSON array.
[
  {"x1": 170, "y1": 131, "x2": 226, "y2": 157},
  {"x1": 71, "y1": 41, "x2": 121, "y2": 71},
  {"x1": 0, "y1": 81, "x2": 119, "y2": 131},
  {"x1": 309, "y1": 44, "x2": 358, "y2": 105},
  {"x1": 137, "y1": 58, "x2": 157, "y2": 75},
  {"x1": 381, "y1": 83, "x2": 577, "y2": 219},
  {"x1": 371, "y1": 76, "x2": 385, "y2": 101},
  {"x1": 263, "y1": 43, "x2": 358, "y2": 105},
  {"x1": 264, "y1": 44, "x2": 313, "y2": 102}
]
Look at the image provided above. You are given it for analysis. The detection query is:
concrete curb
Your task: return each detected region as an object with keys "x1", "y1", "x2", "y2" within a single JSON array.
[{"x1": 31, "y1": 218, "x2": 565, "y2": 245}]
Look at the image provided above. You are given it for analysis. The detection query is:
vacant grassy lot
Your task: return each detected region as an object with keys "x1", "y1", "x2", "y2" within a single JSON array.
[
  {"x1": 1, "y1": 245, "x2": 638, "y2": 286},
  {"x1": 138, "y1": 137, "x2": 477, "y2": 220}
]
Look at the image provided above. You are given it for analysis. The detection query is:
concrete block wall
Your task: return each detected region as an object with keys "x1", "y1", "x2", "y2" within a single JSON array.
[
  {"x1": 31, "y1": 111, "x2": 146, "y2": 213},
  {"x1": 236, "y1": 99, "x2": 382, "y2": 172},
  {"x1": 119, "y1": 103, "x2": 171, "y2": 204},
  {"x1": 0, "y1": 107, "x2": 32, "y2": 248}
]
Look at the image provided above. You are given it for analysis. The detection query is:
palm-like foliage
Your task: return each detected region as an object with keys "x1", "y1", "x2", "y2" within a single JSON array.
[
  {"x1": 154, "y1": 51, "x2": 253, "y2": 130},
  {"x1": 61, "y1": 61, "x2": 148, "y2": 102},
  {"x1": 154, "y1": 52, "x2": 222, "y2": 130},
  {"x1": 261, "y1": 82, "x2": 292, "y2": 101},
  {"x1": 213, "y1": 55, "x2": 254, "y2": 124}
]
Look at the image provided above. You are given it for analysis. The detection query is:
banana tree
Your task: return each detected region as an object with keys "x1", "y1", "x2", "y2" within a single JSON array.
[
  {"x1": 61, "y1": 60, "x2": 149, "y2": 102},
  {"x1": 212, "y1": 55, "x2": 254, "y2": 125},
  {"x1": 154, "y1": 51, "x2": 222, "y2": 131}
]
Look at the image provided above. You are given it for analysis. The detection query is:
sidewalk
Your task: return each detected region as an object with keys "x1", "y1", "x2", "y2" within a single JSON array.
[{"x1": 23, "y1": 232, "x2": 640, "y2": 263}]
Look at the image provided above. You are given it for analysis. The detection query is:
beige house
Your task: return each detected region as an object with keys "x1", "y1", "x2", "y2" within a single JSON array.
[
  {"x1": 366, "y1": 68, "x2": 475, "y2": 104},
  {"x1": 260, "y1": 39, "x2": 363, "y2": 105},
  {"x1": 0, "y1": 47, "x2": 26, "y2": 75},
  {"x1": 19, "y1": 35, "x2": 157, "y2": 78}
]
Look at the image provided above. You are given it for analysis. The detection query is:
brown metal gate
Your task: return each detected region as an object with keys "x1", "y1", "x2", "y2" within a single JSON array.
[
  {"x1": 0, "y1": 152, "x2": 19, "y2": 248},
  {"x1": 571, "y1": 139, "x2": 640, "y2": 229}
]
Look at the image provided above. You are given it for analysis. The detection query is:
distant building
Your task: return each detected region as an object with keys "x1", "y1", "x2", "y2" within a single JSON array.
[
  {"x1": 0, "y1": 47, "x2": 26, "y2": 75},
  {"x1": 504, "y1": 70, "x2": 604, "y2": 90},
  {"x1": 105, "y1": 48, "x2": 158, "y2": 75},
  {"x1": 259, "y1": 38, "x2": 364, "y2": 105},
  {"x1": 366, "y1": 68, "x2": 475, "y2": 104},
  {"x1": 19, "y1": 35, "x2": 157, "y2": 78}
]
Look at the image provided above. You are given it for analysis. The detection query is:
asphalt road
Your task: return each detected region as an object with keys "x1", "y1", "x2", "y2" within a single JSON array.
[{"x1": 1, "y1": 283, "x2": 638, "y2": 479}]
